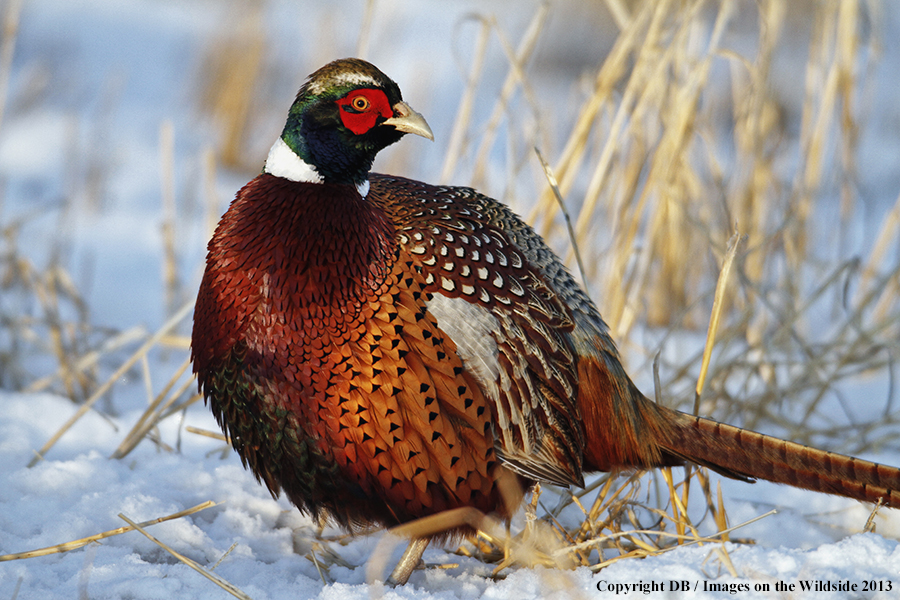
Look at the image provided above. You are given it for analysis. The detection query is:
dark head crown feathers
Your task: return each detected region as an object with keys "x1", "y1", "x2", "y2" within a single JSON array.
[{"x1": 275, "y1": 58, "x2": 433, "y2": 186}]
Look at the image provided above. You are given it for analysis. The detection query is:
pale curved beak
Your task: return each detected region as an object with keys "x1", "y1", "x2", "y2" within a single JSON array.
[{"x1": 383, "y1": 101, "x2": 434, "y2": 141}]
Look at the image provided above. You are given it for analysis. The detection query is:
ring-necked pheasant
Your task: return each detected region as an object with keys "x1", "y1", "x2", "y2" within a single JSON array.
[{"x1": 192, "y1": 58, "x2": 900, "y2": 584}]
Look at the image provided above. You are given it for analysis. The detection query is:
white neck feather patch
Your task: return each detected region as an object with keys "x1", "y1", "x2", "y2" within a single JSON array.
[
  {"x1": 264, "y1": 137, "x2": 322, "y2": 183},
  {"x1": 263, "y1": 137, "x2": 370, "y2": 198}
]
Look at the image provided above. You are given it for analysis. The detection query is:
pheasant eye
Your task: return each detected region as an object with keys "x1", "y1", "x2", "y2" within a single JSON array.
[
  {"x1": 351, "y1": 96, "x2": 370, "y2": 111},
  {"x1": 336, "y1": 88, "x2": 393, "y2": 134}
]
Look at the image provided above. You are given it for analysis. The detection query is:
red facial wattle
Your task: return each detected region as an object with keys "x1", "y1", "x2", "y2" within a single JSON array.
[{"x1": 336, "y1": 89, "x2": 394, "y2": 135}]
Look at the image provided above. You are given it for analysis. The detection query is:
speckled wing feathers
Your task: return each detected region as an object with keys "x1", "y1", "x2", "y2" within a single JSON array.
[{"x1": 369, "y1": 173, "x2": 591, "y2": 487}]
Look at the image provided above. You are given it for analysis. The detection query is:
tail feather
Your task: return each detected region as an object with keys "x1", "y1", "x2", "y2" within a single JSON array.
[
  {"x1": 656, "y1": 405, "x2": 900, "y2": 509},
  {"x1": 576, "y1": 354, "x2": 900, "y2": 508}
]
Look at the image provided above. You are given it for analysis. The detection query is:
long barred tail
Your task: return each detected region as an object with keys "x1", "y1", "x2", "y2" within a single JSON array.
[{"x1": 656, "y1": 406, "x2": 900, "y2": 508}]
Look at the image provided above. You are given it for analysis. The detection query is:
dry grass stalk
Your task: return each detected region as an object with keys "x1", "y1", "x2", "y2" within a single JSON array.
[
  {"x1": 118, "y1": 512, "x2": 252, "y2": 600},
  {"x1": 857, "y1": 188, "x2": 900, "y2": 316},
  {"x1": 0, "y1": 0, "x2": 22, "y2": 132},
  {"x1": 535, "y1": 147, "x2": 589, "y2": 292},
  {"x1": 160, "y1": 120, "x2": 180, "y2": 315},
  {"x1": 0, "y1": 501, "x2": 216, "y2": 562},
  {"x1": 571, "y1": 506, "x2": 768, "y2": 559},
  {"x1": 662, "y1": 467, "x2": 702, "y2": 542},
  {"x1": 185, "y1": 425, "x2": 228, "y2": 443},
  {"x1": 210, "y1": 541, "x2": 240, "y2": 572},
  {"x1": 450, "y1": 466, "x2": 746, "y2": 576},
  {"x1": 712, "y1": 544, "x2": 739, "y2": 577},
  {"x1": 468, "y1": 4, "x2": 548, "y2": 190},
  {"x1": 602, "y1": 0, "x2": 631, "y2": 31},
  {"x1": 157, "y1": 391, "x2": 203, "y2": 422},
  {"x1": 863, "y1": 499, "x2": 883, "y2": 534},
  {"x1": 111, "y1": 356, "x2": 194, "y2": 459},
  {"x1": 202, "y1": 146, "x2": 220, "y2": 238},
  {"x1": 526, "y1": 1, "x2": 656, "y2": 228},
  {"x1": 355, "y1": 0, "x2": 376, "y2": 59},
  {"x1": 605, "y1": 0, "x2": 733, "y2": 333},
  {"x1": 0, "y1": 212, "x2": 111, "y2": 397},
  {"x1": 24, "y1": 326, "x2": 147, "y2": 394},
  {"x1": 694, "y1": 230, "x2": 741, "y2": 410},
  {"x1": 438, "y1": 16, "x2": 492, "y2": 184},
  {"x1": 27, "y1": 299, "x2": 194, "y2": 467},
  {"x1": 580, "y1": 508, "x2": 777, "y2": 572},
  {"x1": 30, "y1": 264, "x2": 93, "y2": 401},
  {"x1": 198, "y1": 4, "x2": 265, "y2": 170}
]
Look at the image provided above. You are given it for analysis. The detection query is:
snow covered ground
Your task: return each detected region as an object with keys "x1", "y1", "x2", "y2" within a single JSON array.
[
  {"x1": 3, "y1": 390, "x2": 900, "y2": 599},
  {"x1": 2, "y1": 1, "x2": 900, "y2": 598}
]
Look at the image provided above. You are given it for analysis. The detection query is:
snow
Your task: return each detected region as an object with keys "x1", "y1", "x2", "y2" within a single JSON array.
[
  {"x1": 3, "y1": 389, "x2": 900, "y2": 600},
  {"x1": 2, "y1": 1, "x2": 900, "y2": 598}
]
